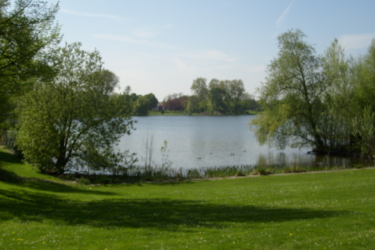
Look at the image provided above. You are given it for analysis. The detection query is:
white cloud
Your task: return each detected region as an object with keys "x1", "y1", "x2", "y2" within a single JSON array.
[
  {"x1": 60, "y1": 8, "x2": 122, "y2": 21},
  {"x1": 93, "y1": 34, "x2": 179, "y2": 50},
  {"x1": 276, "y1": 0, "x2": 295, "y2": 27},
  {"x1": 339, "y1": 33, "x2": 375, "y2": 50}
]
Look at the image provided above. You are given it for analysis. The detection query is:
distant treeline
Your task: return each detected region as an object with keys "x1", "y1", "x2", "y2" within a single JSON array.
[
  {"x1": 114, "y1": 79, "x2": 260, "y2": 116},
  {"x1": 110, "y1": 87, "x2": 159, "y2": 116}
]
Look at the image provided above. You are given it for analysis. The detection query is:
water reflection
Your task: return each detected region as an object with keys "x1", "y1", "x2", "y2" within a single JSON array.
[{"x1": 117, "y1": 116, "x2": 374, "y2": 170}]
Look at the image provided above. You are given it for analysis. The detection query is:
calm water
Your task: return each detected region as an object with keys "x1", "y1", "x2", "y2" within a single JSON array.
[{"x1": 117, "y1": 115, "x2": 363, "y2": 170}]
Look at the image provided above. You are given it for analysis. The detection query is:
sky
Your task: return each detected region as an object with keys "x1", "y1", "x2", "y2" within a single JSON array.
[{"x1": 41, "y1": 0, "x2": 375, "y2": 101}]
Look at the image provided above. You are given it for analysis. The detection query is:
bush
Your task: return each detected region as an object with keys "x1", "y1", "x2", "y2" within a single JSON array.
[
  {"x1": 78, "y1": 177, "x2": 91, "y2": 185},
  {"x1": 251, "y1": 167, "x2": 274, "y2": 176},
  {"x1": 187, "y1": 169, "x2": 201, "y2": 179}
]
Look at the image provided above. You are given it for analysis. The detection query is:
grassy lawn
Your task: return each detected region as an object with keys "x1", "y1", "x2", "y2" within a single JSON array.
[{"x1": 0, "y1": 149, "x2": 374, "y2": 249}]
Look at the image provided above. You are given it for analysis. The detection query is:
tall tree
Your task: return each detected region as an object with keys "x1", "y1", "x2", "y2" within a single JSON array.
[
  {"x1": 186, "y1": 95, "x2": 199, "y2": 114},
  {"x1": 0, "y1": 0, "x2": 60, "y2": 127},
  {"x1": 191, "y1": 77, "x2": 208, "y2": 101},
  {"x1": 320, "y1": 39, "x2": 352, "y2": 151},
  {"x1": 226, "y1": 79, "x2": 245, "y2": 114},
  {"x1": 16, "y1": 43, "x2": 135, "y2": 174},
  {"x1": 208, "y1": 87, "x2": 229, "y2": 114},
  {"x1": 349, "y1": 40, "x2": 375, "y2": 155},
  {"x1": 251, "y1": 29, "x2": 328, "y2": 151}
]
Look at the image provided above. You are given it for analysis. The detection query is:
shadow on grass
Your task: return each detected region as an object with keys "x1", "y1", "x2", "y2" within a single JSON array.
[
  {"x1": 0, "y1": 150, "x2": 22, "y2": 164},
  {"x1": 0, "y1": 150, "x2": 115, "y2": 195},
  {"x1": 0, "y1": 167, "x2": 22, "y2": 182},
  {"x1": 1, "y1": 150, "x2": 194, "y2": 189},
  {"x1": 20, "y1": 179, "x2": 117, "y2": 195},
  {"x1": 0, "y1": 188, "x2": 346, "y2": 231}
]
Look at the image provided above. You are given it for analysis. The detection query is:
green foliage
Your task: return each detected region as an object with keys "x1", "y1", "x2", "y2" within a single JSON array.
[
  {"x1": 78, "y1": 177, "x2": 90, "y2": 185},
  {"x1": 133, "y1": 95, "x2": 149, "y2": 116},
  {"x1": 251, "y1": 166, "x2": 275, "y2": 175},
  {"x1": 144, "y1": 93, "x2": 158, "y2": 110},
  {"x1": 189, "y1": 77, "x2": 256, "y2": 115},
  {"x1": 251, "y1": 30, "x2": 375, "y2": 156},
  {"x1": 208, "y1": 87, "x2": 229, "y2": 114},
  {"x1": 190, "y1": 77, "x2": 208, "y2": 101},
  {"x1": 15, "y1": 43, "x2": 135, "y2": 174},
  {"x1": 186, "y1": 95, "x2": 199, "y2": 114},
  {"x1": 252, "y1": 29, "x2": 327, "y2": 150},
  {"x1": 132, "y1": 93, "x2": 159, "y2": 116},
  {"x1": 0, "y1": 0, "x2": 60, "y2": 128},
  {"x1": 203, "y1": 166, "x2": 251, "y2": 178},
  {"x1": 186, "y1": 168, "x2": 201, "y2": 179}
]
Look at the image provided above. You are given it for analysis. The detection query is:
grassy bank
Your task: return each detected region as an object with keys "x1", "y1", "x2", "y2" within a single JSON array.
[
  {"x1": 1, "y1": 149, "x2": 375, "y2": 249},
  {"x1": 148, "y1": 110, "x2": 260, "y2": 116},
  {"x1": 149, "y1": 110, "x2": 189, "y2": 116}
]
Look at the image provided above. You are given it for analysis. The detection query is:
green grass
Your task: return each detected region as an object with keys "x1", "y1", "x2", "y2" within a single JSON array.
[{"x1": 1, "y1": 149, "x2": 375, "y2": 249}]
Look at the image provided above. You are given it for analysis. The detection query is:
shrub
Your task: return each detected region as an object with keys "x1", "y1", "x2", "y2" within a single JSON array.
[
  {"x1": 251, "y1": 167, "x2": 275, "y2": 175},
  {"x1": 78, "y1": 177, "x2": 91, "y2": 185}
]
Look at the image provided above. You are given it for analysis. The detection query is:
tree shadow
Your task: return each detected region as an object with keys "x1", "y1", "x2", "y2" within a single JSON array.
[
  {"x1": 0, "y1": 167, "x2": 22, "y2": 182},
  {"x1": 20, "y1": 179, "x2": 117, "y2": 195},
  {"x1": 0, "y1": 167, "x2": 117, "y2": 195},
  {"x1": 0, "y1": 150, "x2": 116, "y2": 195},
  {"x1": 0, "y1": 150, "x2": 21, "y2": 165},
  {"x1": 138, "y1": 180, "x2": 196, "y2": 186},
  {"x1": 1, "y1": 150, "x2": 194, "y2": 189},
  {"x1": 0, "y1": 188, "x2": 347, "y2": 231}
]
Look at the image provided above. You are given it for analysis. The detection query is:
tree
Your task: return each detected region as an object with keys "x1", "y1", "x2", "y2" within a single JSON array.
[
  {"x1": 132, "y1": 93, "x2": 159, "y2": 115},
  {"x1": 144, "y1": 93, "x2": 158, "y2": 111},
  {"x1": 208, "y1": 78, "x2": 221, "y2": 89},
  {"x1": 15, "y1": 43, "x2": 135, "y2": 174},
  {"x1": 319, "y1": 39, "x2": 353, "y2": 151},
  {"x1": 251, "y1": 29, "x2": 328, "y2": 151},
  {"x1": 191, "y1": 77, "x2": 208, "y2": 101},
  {"x1": 163, "y1": 94, "x2": 187, "y2": 111},
  {"x1": 0, "y1": 0, "x2": 60, "y2": 127},
  {"x1": 133, "y1": 95, "x2": 149, "y2": 116},
  {"x1": 208, "y1": 87, "x2": 229, "y2": 114},
  {"x1": 349, "y1": 40, "x2": 375, "y2": 155},
  {"x1": 225, "y1": 79, "x2": 245, "y2": 114},
  {"x1": 186, "y1": 95, "x2": 199, "y2": 114},
  {"x1": 241, "y1": 93, "x2": 260, "y2": 111}
]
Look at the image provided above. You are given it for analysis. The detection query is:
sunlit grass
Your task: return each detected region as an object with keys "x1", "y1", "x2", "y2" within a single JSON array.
[{"x1": 1, "y1": 149, "x2": 375, "y2": 249}]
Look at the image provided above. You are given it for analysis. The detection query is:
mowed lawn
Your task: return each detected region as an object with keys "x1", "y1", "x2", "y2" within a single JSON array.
[{"x1": 0, "y1": 150, "x2": 374, "y2": 249}]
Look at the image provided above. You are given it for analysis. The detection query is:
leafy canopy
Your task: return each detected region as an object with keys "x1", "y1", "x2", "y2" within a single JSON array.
[
  {"x1": 16, "y1": 43, "x2": 135, "y2": 174},
  {"x1": 0, "y1": 0, "x2": 60, "y2": 127}
]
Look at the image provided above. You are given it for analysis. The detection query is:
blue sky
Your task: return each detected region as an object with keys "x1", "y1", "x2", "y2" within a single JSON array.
[{"x1": 43, "y1": 0, "x2": 375, "y2": 101}]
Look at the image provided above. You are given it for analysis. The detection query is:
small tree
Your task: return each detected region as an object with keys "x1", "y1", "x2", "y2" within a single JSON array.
[{"x1": 16, "y1": 43, "x2": 135, "y2": 174}]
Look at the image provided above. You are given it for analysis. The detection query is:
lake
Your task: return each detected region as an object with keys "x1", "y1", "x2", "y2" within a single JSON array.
[{"x1": 117, "y1": 115, "x2": 365, "y2": 170}]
